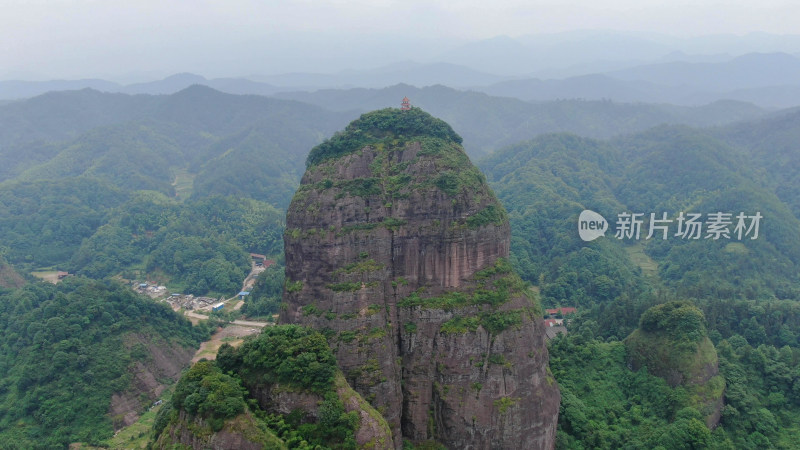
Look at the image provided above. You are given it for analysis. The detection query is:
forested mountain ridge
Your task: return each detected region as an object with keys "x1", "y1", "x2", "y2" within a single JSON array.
[
  {"x1": 713, "y1": 108, "x2": 800, "y2": 219},
  {"x1": 276, "y1": 84, "x2": 768, "y2": 157},
  {"x1": 0, "y1": 277, "x2": 213, "y2": 448},
  {"x1": 0, "y1": 85, "x2": 348, "y2": 151},
  {"x1": 479, "y1": 119, "x2": 800, "y2": 448},
  {"x1": 0, "y1": 87, "x2": 348, "y2": 290},
  {"x1": 0, "y1": 86, "x2": 351, "y2": 193},
  {"x1": 480, "y1": 125, "x2": 800, "y2": 311},
  {"x1": 0, "y1": 85, "x2": 777, "y2": 287}
]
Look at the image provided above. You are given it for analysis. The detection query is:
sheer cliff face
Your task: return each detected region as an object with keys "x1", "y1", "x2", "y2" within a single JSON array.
[{"x1": 281, "y1": 108, "x2": 559, "y2": 448}]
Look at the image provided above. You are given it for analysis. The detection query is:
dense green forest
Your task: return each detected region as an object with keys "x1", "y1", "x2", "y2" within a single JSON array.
[
  {"x1": 75, "y1": 193, "x2": 284, "y2": 295},
  {"x1": 0, "y1": 87, "x2": 328, "y2": 295},
  {"x1": 241, "y1": 262, "x2": 285, "y2": 318},
  {"x1": 0, "y1": 183, "x2": 284, "y2": 296},
  {"x1": 480, "y1": 121, "x2": 800, "y2": 316},
  {"x1": 552, "y1": 304, "x2": 800, "y2": 449},
  {"x1": 0, "y1": 277, "x2": 212, "y2": 448}
]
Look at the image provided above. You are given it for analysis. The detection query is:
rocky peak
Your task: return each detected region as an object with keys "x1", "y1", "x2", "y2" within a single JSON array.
[
  {"x1": 625, "y1": 301, "x2": 725, "y2": 428},
  {"x1": 281, "y1": 107, "x2": 560, "y2": 448}
]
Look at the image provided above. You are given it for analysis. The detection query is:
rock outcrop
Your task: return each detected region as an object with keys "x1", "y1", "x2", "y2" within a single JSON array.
[
  {"x1": 110, "y1": 333, "x2": 195, "y2": 429},
  {"x1": 0, "y1": 257, "x2": 24, "y2": 289},
  {"x1": 152, "y1": 326, "x2": 393, "y2": 449},
  {"x1": 625, "y1": 301, "x2": 725, "y2": 428},
  {"x1": 154, "y1": 409, "x2": 285, "y2": 450},
  {"x1": 281, "y1": 108, "x2": 560, "y2": 448}
]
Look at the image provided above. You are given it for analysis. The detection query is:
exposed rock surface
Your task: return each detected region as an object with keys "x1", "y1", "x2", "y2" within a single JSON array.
[
  {"x1": 281, "y1": 108, "x2": 560, "y2": 448},
  {"x1": 109, "y1": 333, "x2": 195, "y2": 429},
  {"x1": 0, "y1": 257, "x2": 24, "y2": 289}
]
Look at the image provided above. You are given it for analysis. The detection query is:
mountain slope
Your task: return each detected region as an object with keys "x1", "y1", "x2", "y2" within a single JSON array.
[
  {"x1": 276, "y1": 84, "x2": 767, "y2": 157},
  {"x1": 0, "y1": 277, "x2": 209, "y2": 448},
  {"x1": 480, "y1": 126, "x2": 800, "y2": 336},
  {"x1": 714, "y1": 108, "x2": 800, "y2": 218},
  {"x1": 609, "y1": 52, "x2": 800, "y2": 91}
]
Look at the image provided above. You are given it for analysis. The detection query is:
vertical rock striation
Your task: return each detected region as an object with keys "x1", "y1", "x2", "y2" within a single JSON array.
[{"x1": 281, "y1": 108, "x2": 560, "y2": 448}]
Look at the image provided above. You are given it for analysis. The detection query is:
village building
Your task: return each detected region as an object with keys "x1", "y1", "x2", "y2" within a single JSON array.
[
  {"x1": 249, "y1": 253, "x2": 267, "y2": 261},
  {"x1": 543, "y1": 307, "x2": 576, "y2": 339},
  {"x1": 545, "y1": 307, "x2": 577, "y2": 316},
  {"x1": 545, "y1": 326, "x2": 568, "y2": 340}
]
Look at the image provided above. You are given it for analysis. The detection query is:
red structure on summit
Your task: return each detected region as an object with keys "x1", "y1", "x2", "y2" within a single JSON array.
[{"x1": 401, "y1": 96, "x2": 411, "y2": 110}]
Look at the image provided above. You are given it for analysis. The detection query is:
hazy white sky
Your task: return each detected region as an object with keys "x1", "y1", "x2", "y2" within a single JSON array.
[{"x1": 2, "y1": 0, "x2": 799, "y2": 80}]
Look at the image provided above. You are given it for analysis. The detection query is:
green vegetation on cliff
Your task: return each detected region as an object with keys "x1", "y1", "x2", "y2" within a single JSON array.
[
  {"x1": 638, "y1": 301, "x2": 707, "y2": 342},
  {"x1": 306, "y1": 107, "x2": 462, "y2": 166},
  {"x1": 154, "y1": 326, "x2": 388, "y2": 449},
  {"x1": 398, "y1": 258, "x2": 536, "y2": 315},
  {"x1": 440, "y1": 310, "x2": 524, "y2": 335},
  {"x1": 168, "y1": 361, "x2": 247, "y2": 431},
  {"x1": 222, "y1": 326, "x2": 361, "y2": 450},
  {"x1": 624, "y1": 302, "x2": 724, "y2": 429},
  {"x1": 625, "y1": 302, "x2": 716, "y2": 376},
  {"x1": 221, "y1": 325, "x2": 338, "y2": 394},
  {"x1": 152, "y1": 361, "x2": 286, "y2": 449}
]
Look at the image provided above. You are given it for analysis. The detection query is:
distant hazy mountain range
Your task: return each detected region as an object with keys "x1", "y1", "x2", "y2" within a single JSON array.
[
  {"x1": 475, "y1": 52, "x2": 800, "y2": 107},
  {"x1": 4, "y1": 45, "x2": 800, "y2": 108},
  {"x1": 0, "y1": 73, "x2": 282, "y2": 100}
]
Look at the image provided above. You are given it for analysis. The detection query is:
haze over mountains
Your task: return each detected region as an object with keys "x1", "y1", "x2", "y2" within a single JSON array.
[
  {"x1": 4, "y1": 31, "x2": 800, "y2": 108},
  {"x1": 0, "y1": 84, "x2": 768, "y2": 166}
]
